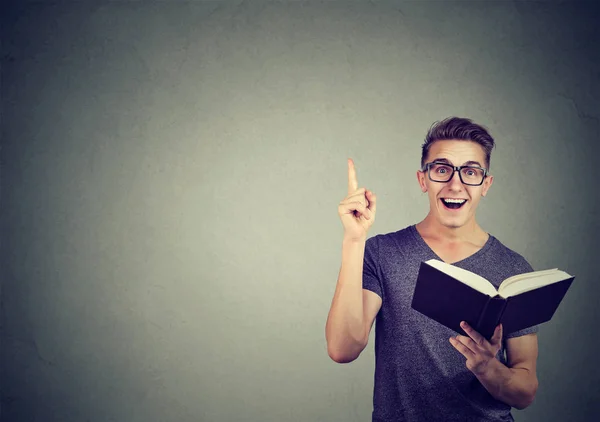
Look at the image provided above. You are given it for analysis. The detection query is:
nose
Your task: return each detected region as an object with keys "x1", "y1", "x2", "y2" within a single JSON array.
[{"x1": 447, "y1": 168, "x2": 464, "y2": 190}]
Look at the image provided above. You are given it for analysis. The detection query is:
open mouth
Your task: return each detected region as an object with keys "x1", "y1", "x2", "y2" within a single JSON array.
[{"x1": 440, "y1": 198, "x2": 467, "y2": 210}]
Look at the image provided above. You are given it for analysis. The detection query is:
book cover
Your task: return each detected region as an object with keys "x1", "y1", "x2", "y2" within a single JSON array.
[{"x1": 410, "y1": 261, "x2": 575, "y2": 339}]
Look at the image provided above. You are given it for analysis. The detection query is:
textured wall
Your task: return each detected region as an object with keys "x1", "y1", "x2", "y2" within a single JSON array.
[{"x1": 2, "y1": 1, "x2": 599, "y2": 421}]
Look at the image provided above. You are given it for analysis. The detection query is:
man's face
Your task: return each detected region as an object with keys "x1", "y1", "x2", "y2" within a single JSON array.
[{"x1": 416, "y1": 140, "x2": 494, "y2": 229}]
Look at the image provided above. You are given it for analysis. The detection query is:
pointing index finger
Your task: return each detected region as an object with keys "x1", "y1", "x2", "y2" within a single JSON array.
[{"x1": 348, "y1": 158, "x2": 358, "y2": 194}]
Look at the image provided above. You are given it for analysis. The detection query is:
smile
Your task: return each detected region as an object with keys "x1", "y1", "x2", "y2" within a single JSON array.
[{"x1": 440, "y1": 198, "x2": 467, "y2": 210}]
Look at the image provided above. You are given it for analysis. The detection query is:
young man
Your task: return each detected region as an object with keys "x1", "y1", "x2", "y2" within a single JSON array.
[{"x1": 325, "y1": 117, "x2": 539, "y2": 421}]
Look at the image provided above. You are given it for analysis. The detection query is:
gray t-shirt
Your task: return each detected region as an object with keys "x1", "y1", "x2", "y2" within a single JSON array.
[{"x1": 363, "y1": 225, "x2": 538, "y2": 422}]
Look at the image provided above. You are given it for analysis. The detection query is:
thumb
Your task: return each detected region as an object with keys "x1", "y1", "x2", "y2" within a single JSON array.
[
  {"x1": 366, "y1": 190, "x2": 377, "y2": 214},
  {"x1": 491, "y1": 323, "x2": 503, "y2": 345}
]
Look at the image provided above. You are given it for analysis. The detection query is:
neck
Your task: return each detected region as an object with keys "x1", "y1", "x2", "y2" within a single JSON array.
[{"x1": 417, "y1": 213, "x2": 484, "y2": 243}]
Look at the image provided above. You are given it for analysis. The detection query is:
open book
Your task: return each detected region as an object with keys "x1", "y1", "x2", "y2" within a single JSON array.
[{"x1": 410, "y1": 259, "x2": 575, "y2": 340}]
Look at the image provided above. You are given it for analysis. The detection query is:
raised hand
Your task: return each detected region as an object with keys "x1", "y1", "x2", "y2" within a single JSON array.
[{"x1": 337, "y1": 158, "x2": 377, "y2": 242}]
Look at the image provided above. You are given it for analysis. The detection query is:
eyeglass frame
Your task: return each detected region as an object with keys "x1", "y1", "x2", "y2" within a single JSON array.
[{"x1": 420, "y1": 161, "x2": 489, "y2": 186}]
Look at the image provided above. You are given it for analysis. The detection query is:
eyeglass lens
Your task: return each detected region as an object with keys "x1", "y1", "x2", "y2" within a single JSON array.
[{"x1": 429, "y1": 163, "x2": 484, "y2": 185}]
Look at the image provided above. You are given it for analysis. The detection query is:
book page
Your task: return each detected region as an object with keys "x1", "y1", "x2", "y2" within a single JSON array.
[
  {"x1": 498, "y1": 269, "x2": 571, "y2": 298},
  {"x1": 425, "y1": 259, "x2": 498, "y2": 297},
  {"x1": 498, "y1": 268, "x2": 559, "y2": 290}
]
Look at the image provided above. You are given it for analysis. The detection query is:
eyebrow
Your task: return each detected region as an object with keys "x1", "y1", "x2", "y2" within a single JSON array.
[{"x1": 431, "y1": 157, "x2": 483, "y2": 167}]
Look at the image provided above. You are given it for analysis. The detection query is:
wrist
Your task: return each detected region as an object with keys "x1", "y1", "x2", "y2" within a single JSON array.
[
  {"x1": 343, "y1": 235, "x2": 367, "y2": 245},
  {"x1": 474, "y1": 355, "x2": 506, "y2": 380}
]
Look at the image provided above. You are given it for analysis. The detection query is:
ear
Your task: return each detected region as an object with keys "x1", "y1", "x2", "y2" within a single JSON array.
[
  {"x1": 416, "y1": 170, "x2": 427, "y2": 193},
  {"x1": 481, "y1": 174, "x2": 494, "y2": 197}
]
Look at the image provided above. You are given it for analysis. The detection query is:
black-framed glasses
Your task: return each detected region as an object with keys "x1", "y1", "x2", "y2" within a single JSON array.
[{"x1": 421, "y1": 162, "x2": 488, "y2": 186}]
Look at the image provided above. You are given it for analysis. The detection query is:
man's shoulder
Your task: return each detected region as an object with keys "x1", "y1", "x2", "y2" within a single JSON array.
[
  {"x1": 368, "y1": 224, "x2": 415, "y2": 241},
  {"x1": 486, "y1": 233, "x2": 534, "y2": 273},
  {"x1": 367, "y1": 224, "x2": 415, "y2": 246},
  {"x1": 364, "y1": 224, "x2": 425, "y2": 264}
]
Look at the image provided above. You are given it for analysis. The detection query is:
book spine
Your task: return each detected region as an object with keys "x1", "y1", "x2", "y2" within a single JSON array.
[
  {"x1": 475, "y1": 297, "x2": 492, "y2": 329},
  {"x1": 476, "y1": 297, "x2": 507, "y2": 340},
  {"x1": 496, "y1": 300, "x2": 509, "y2": 331}
]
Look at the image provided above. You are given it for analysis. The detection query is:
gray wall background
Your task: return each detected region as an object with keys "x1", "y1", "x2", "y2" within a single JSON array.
[{"x1": 2, "y1": 1, "x2": 599, "y2": 421}]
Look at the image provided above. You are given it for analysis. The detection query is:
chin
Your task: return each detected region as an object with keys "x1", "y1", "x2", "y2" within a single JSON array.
[
  {"x1": 434, "y1": 203, "x2": 474, "y2": 229},
  {"x1": 437, "y1": 215, "x2": 468, "y2": 229},
  {"x1": 442, "y1": 221, "x2": 464, "y2": 229}
]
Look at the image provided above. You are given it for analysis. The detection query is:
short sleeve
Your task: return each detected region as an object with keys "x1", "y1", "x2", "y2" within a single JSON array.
[
  {"x1": 505, "y1": 324, "x2": 539, "y2": 339},
  {"x1": 505, "y1": 254, "x2": 539, "y2": 339},
  {"x1": 363, "y1": 235, "x2": 383, "y2": 299}
]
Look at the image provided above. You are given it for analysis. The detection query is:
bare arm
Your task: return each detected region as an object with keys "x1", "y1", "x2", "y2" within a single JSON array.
[
  {"x1": 325, "y1": 159, "x2": 381, "y2": 363},
  {"x1": 326, "y1": 239, "x2": 382, "y2": 363},
  {"x1": 452, "y1": 322, "x2": 539, "y2": 410},
  {"x1": 475, "y1": 334, "x2": 539, "y2": 409}
]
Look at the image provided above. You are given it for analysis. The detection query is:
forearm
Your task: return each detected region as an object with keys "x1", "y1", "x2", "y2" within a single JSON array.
[
  {"x1": 326, "y1": 237, "x2": 367, "y2": 362},
  {"x1": 475, "y1": 359, "x2": 538, "y2": 409}
]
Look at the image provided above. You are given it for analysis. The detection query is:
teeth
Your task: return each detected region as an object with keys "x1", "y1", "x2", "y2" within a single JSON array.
[{"x1": 442, "y1": 198, "x2": 466, "y2": 204}]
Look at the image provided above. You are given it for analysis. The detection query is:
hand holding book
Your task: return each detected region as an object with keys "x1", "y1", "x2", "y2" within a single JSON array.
[{"x1": 449, "y1": 320, "x2": 503, "y2": 376}]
